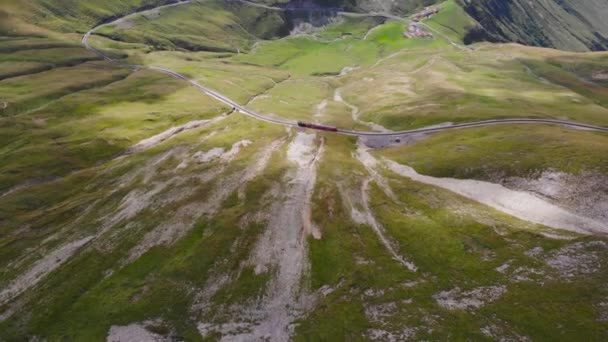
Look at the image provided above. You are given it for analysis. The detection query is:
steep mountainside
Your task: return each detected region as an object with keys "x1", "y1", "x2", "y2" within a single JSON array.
[
  {"x1": 253, "y1": 0, "x2": 443, "y2": 15},
  {"x1": 458, "y1": 0, "x2": 608, "y2": 51}
]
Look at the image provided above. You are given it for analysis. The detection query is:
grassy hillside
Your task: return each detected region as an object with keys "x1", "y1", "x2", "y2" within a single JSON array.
[{"x1": 0, "y1": 0, "x2": 607, "y2": 341}]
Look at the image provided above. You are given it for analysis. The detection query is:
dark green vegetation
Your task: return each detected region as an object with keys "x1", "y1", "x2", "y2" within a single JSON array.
[
  {"x1": 0, "y1": 0, "x2": 607, "y2": 340},
  {"x1": 459, "y1": 0, "x2": 608, "y2": 51}
]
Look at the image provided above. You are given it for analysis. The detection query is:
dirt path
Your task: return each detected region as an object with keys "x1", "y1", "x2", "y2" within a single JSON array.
[{"x1": 383, "y1": 159, "x2": 608, "y2": 235}]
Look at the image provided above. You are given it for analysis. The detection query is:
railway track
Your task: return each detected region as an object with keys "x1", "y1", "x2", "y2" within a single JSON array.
[{"x1": 82, "y1": 1, "x2": 608, "y2": 137}]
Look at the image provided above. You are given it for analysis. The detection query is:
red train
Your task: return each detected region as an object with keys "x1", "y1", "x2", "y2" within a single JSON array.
[{"x1": 297, "y1": 121, "x2": 338, "y2": 132}]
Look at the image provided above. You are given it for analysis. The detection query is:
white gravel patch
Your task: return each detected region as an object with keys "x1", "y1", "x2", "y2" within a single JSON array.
[
  {"x1": 525, "y1": 246, "x2": 544, "y2": 257},
  {"x1": 107, "y1": 323, "x2": 167, "y2": 342},
  {"x1": 433, "y1": 285, "x2": 507, "y2": 310},
  {"x1": 0, "y1": 236, "x2": 94, "y2": 305},
  {"x1": 192, "y1": 138, "x2": 252, "y2": 164},
  {"x1": 510, "y1": 266, "x2": 545, "y2": 282},
  {"x1": 495, "y1": 261, "x2": 512, "y2": 273},
  {"x1": 366, "y1": 328, "x2": 416, "y2": 342},
  {"x1": 193, "y1": 147, "x2": 225, "y2": 163},
  {"x1": 314, "y1": 99, "x2": 327, "y2": 118},
  {"x1": 480, "y1": 323, "x2": 531, "y2": 341},
  {"x1": 220, "y1": 140, "x2": 252, "y2": 162},
  {"x1": 383, "y1": 159, "x2": 608, "y2": 235}
]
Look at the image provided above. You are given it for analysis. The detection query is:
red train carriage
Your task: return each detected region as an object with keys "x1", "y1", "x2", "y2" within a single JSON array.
[{"x1": 297, "y1": 121, "x2": 338, "y2": 132}]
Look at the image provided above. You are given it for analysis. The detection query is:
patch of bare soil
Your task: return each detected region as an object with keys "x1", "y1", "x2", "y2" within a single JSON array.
[
  {"x1": 196, "y1": 132, "x2": 324, "y2": 341},
  {"x1": 193, "y1": 147, "x2": 225, "y2": 163},
  {"x1": 480, "y1": 322, "x2": 531, "y2": 341},
  {"x1": 433, "y1": 285, "x2": 507, "y2": 310},
  {"x1": 592, "y1": 71, "x2": 608, "y2": 81},
  {"x1": 107, "y1": 321, "x2": 169, "y2": 342},
  {"x1": 544, "y1": 241, "x2": 606, "y2": 279},
  {"x1": 383, "y1": 159, "x2": 608, "y2": 235},
  {"x1": 0, "y1": 236, "x2": 94, "y2": 306},
  {"x1": 314, "y1": 99, "x2": 327, "y2": 118},
  {"x1": 495, "y1": 260, "x2": 547, "y2": 283},
  {"x1": 366, "y1": 328, "x2": 416, "y2": 342},
  {"x1": 114, "y1": 18, "x2": 137, "y2": 30}
]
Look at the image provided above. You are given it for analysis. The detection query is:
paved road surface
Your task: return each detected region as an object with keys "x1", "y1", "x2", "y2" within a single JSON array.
[{"x1": 82, "y1": 1, "x2": 608, "y2": 136}]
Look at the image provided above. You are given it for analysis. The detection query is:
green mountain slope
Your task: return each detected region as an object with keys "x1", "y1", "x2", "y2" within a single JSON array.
[{"x1": 458, "y1": 0, "x2": 608, "y2": 51}]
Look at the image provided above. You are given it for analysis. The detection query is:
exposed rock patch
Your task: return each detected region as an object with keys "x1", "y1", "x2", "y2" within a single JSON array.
[
  {"x1": 592, "y1": 71, "x2": 608, "y2": 80},
  {"x1": 433, "y1": 285, "x2": 507, "y2": 310},
  {"x1": 194, "y1": 147, "x2": 225, "y2": 163},
  {"x1": 480, "y1": 323, "x2": 531, "y2": 341},
  {"x1": 545, "y1": 241, "x2": 606, "y2": 279},
  {"x1": 504, "y1": 170, "x2": 608, "y2": 225},
  {"x1": 365, "y1": 328, "x2": 416, "y2": 342}
]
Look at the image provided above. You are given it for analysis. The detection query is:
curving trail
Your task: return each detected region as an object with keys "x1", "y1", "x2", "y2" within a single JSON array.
[{"x1": 82, "y1": 1, "x2": 608, "y2": 137}]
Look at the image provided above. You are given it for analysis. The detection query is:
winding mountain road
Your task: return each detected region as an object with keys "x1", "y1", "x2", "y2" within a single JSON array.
[{"x1": 82, "y1": 1, "x2": 608, "y2": 136}]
